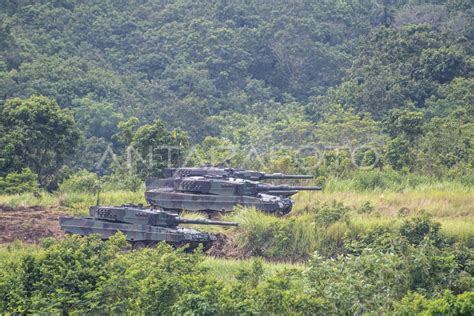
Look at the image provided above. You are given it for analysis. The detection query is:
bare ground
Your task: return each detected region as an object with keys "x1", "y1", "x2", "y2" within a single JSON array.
[
  {"x1": 206, "y1": 233, "x2": 248, "y2": 258},
  {"x1": 0, "y1": 205, "x2": 66, "y2": 244}
]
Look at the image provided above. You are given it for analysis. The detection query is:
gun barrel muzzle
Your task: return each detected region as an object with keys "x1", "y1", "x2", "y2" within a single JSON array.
[{"x1": 290, "y1": 186, "x2": 322, "y2": 190}]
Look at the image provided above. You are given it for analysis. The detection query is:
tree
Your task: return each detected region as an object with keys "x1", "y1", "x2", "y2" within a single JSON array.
[
  {"x1": 416, "y1": 110, "x2": 473, "y2": 177},
  {"x1": 127, "y1": 118, "x2": 188, "y2": 179},
  {"x1": 0, "y1": 96, "x2": 80, "y2": 189},
  {"x1": 72, "y1": 97, "x2": 123, "y2": 140},
  {"x1": 383, "y1": 108, "x2": 425, "y2": 171}
]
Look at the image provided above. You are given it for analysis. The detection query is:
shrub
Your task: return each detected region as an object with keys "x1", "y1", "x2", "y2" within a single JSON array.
[
  {"x1": 399, "y1": 213, "x2": 442, "y2": 246},
  {"x1": 101, "y1": 172, "x2": 143, "y2": 192},
  {"x1": 357, "y1": 201, "x2": 375, "y2": 214},
  {"x1": 394, "y1": 290, "x2": 474, "y2": 315},
  {"x1": 313, "y1": 201, "x2": 350, "y2": 227},
  {"x1": 59, "y1": 170, "x2": 98, "y2": 193},
  {"x1": 0, "y1": 168, "x2": 39, "y2": 194},
  {"x1": 0, "y1": 234, "x2": 226, "y2": 314},
  {"x1": 305, "y1": 251, "x2": 410, "y2": 314}
]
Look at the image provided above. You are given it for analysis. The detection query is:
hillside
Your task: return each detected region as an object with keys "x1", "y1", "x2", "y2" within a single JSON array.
[{"x1": 0, "y1": 0, "x2": 473, "y2": 314}]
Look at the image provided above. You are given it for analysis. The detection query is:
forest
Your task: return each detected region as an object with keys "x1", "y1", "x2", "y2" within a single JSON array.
[{"x1": 0, "y1": 0, "x2": 473, "y2": 314}]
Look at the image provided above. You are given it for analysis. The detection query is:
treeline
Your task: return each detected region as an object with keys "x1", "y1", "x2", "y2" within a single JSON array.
[
  {"x1": 0, "y1": 214, "x2": 473, "y2": 314},
  {"x1": 0, "y1": 0, "x2": 473, "y2": 192}
]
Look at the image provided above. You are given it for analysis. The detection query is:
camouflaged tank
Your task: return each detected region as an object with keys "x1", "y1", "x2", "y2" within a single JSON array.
[
  {"x1": 59, "y1": 204, "x2": 238, "y2": 249},
  {"x1": 145, "y1": 175, "x2": 322, "y2": 216}
]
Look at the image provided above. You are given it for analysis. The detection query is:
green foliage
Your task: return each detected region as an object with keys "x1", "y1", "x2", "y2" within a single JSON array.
[
  {"x1": 394, "y1": 290, "x2": 474, "y2": 315},
  {"x1": 101, "y1": 172, "x2": 143, "y2": 192},
  {"x1": 58, "y1": 170, "x2": 98, "y2": 193},
  {"x1": 313, "y1": 201, "x2": 350, "y2": 227},
  {"x1": 127, "y1": 118, "x2": 188, "y2": 179},
  {"x1": 0, "y1": 214, "x2": 472, "y2": 315},
  {"x1": 350, "y1": 168, "x2": 430, "y2": 192},
  {"x1": 399, "y1": 214, "x2": 442, "y2": 246},
  {"x1": 306, "y1": 250, "x2": 409, "y2": 314},
  {"x1": 72, "y1": 97, "x2": 123, "y2": 140},
  {"x1": 0, "y1": 2, "x2": 472, "y2": 312},
  {"x1": 0, "y1": 1, "x2": 471, "y2": 182},
  {"x1": 0, "y1": 234, "x2": 225, "y2": 314},
  {"x1": 0, "y1": 168, "x2": 38, "y2": 194},
  {"x1": 0, "y1": 96, "x2": 80, "y2": 189},
  {"x1": 316, "y1": 105, "x2": 383, "y2": 147}
]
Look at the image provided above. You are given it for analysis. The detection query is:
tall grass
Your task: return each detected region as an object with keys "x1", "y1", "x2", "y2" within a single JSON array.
[
  {"x1": 0, "y1": 191, "x2": 144, "y2": 215},
  {"x1": 201, "y1": 257, "x2": 303, "y2": 285},
  {"x1": 294, "y1": 186, "x2": 474, "y2": 218},
  {"x1": 0, "y1": 241, "x2": 41, "y2": 263},
  {"x1": 227, "y1": 202, "x2": 474, "y2": 260},
  {"x1": 322, "y1": 169, "x2": 472, "y2": 193}
]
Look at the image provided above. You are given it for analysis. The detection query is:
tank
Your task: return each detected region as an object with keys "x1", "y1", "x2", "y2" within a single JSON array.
[
  {"x1": 161, "y1": 167, "x2": 314, "y2": 181},
  {"x1": 145, "y1": 176, "x2": 322, "y2": 215},
  {"x1": 59, "y1": 204, "x2": 238, "y2": 249}
]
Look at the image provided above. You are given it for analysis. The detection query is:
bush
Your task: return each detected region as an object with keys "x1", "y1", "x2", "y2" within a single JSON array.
[
  {"x1": 101, "y1": 172, "x2": 143, "y2": 192},
  {"x1": 399, "y1": 213, "x2": 442, "y2": 246},
  {"x1": 0, "y1": 234, "x2": 225, "y2": 314},
  {"x1": 313, "y1": 201, "x2": 350, "y2": 227},
  {"x1": 0, "y1": 232, "x2": 471, "y2": 314},
  {"x1": 0, "y1": 168, "x2": 39, "y2": 194},
  {"x1": 59, "y1": 170, "x2": 98, "y2": 193},
  {"x1": 305, "y1": 250, "x2": 409, "y2": 314},
  {"x1": 59, "y1": 170, "x2": 143, "y2": 193},
  {"x1": 394, "y1": 291, "x2": 474, "y2": 315}
]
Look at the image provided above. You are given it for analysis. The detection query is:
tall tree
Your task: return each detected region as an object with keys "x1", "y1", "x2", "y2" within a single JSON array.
[{"x1": 0, "y1": 96, "x2": 80, "y2": 189}]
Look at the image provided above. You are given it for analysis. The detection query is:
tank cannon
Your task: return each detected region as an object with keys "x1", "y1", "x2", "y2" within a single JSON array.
[{"x1": 59, "y1": 204, "x2": 237, "y2": 249}]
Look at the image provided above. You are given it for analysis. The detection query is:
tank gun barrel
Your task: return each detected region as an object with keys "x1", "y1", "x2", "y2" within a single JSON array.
[
  {"x1": 177, "y1": 217, "x2": 239, "y2": 226},
  {"x1": 257, "y1": 184, "x2": 322, "y2": 191},
  {"x1": 259, "y1": 173, "x2": 314, "y2": 180}
]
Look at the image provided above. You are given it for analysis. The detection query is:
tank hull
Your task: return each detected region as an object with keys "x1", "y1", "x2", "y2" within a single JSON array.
[
  {"x1": 145, "y1": 189, "x2": 293, "y2": 215},
  {"x1": 59, "y1": 216, "x2": 216, "y2": 245}
]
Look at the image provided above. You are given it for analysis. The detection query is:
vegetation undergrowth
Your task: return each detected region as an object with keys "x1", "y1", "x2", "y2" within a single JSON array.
[{"x1": 0, "y1": 231, "x2": 472, "y2": 314}]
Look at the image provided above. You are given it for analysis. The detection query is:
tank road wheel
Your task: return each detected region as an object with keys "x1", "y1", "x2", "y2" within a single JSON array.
[
  {"x1": 170, "y1": 241, "x2": 207, "y2": 252},
  {"x1": 276, "y1": 204, "x2": 293, "y2": 216},
  {"x1": 132, "y1": 241, "x2": 147, "y2": 250},
  {"x1": 201, "y1": 241, "x2": 213, "y2": 252},
  {"x1": 206, "y1": 210, "x2": 222, "y2": 219},
  {"x1": 147, "y1": 241, "x2": 158, "y2": 248}
]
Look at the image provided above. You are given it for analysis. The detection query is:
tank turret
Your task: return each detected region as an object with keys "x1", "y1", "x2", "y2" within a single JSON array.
[
  {"x1": 162, "y1": 167, "x2": 313, "y2": 181},
  {"x1": 89, "y1": 205, "x2": 238, "y2": 227}
]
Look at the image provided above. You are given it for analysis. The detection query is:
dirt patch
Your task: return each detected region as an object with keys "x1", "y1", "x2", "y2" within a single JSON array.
[
  {"x1": 0, "y1": 205, "x2": 66, "y2": 244},
  {"x1": 206, "y1": 233, "x2": 247, "y2": 258}
]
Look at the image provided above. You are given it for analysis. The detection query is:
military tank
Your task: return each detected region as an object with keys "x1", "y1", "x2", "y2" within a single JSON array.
[
  {"x1": 145, "y1": 175, "x2": 322, "y2": 216},
  {"x1": 59, "y1": 204, "x2": 238, "y2": 249}
]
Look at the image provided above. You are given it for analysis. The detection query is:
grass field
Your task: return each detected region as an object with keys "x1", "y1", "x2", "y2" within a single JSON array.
[{"x1": 1, "y1": 179, "x2": 472, "y2": 256}]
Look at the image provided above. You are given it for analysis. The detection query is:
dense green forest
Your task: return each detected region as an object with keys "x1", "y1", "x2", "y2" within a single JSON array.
[
  {"x1": 0, "y1": 0, "x2": 473, "y2": 314},
  {"x1": 0, "y1": 0, "x2": 472, "y2": 191}
]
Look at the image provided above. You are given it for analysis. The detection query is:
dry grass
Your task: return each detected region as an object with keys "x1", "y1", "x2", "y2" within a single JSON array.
[{"x1": 294, "y1": 187, "x2": 474, "y2": 218}]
